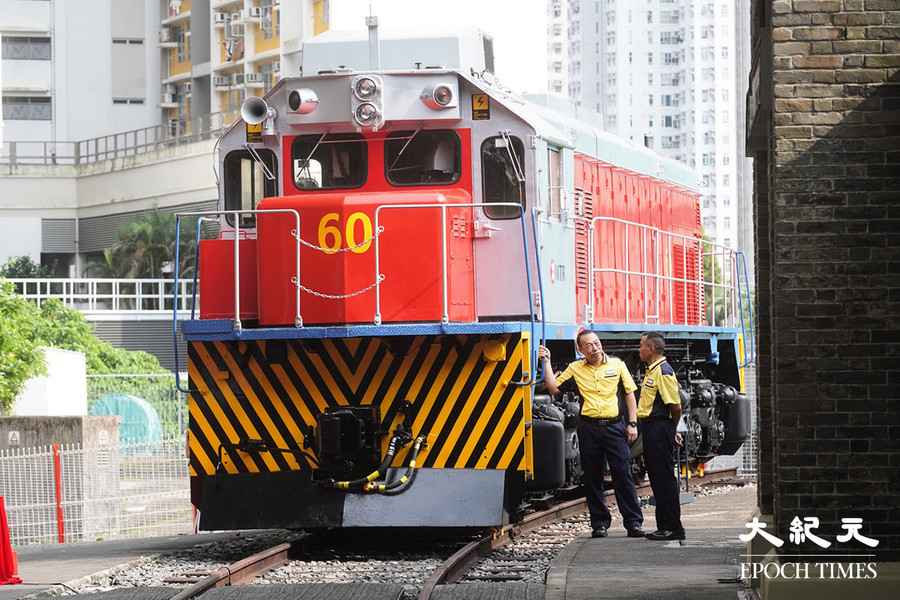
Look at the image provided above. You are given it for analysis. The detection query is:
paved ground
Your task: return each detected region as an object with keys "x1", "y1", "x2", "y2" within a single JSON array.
[
  {"x1": 0, "y1": 532, "x2": 245, "y2": 600},
  {"x1": 546, "y1": 484, "x2": 757, "y2": 600}
]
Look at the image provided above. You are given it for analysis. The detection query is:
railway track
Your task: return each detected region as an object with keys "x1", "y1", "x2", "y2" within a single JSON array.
[{"x1": 74, "y1": 469, "x2": 737, "y2": 600}]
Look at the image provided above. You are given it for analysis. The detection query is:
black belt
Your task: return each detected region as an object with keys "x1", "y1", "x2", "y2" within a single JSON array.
[
  {"x1": 638, "y1": 416, "x2": 671, "y2": 422},
  {"x1": 580, "y1": 415, "x2": 621, "y2": 426}
]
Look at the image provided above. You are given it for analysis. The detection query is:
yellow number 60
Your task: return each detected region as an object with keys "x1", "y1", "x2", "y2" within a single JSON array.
[{"x1": 317, "y1": 212, "x2": 373, "y2": 255}]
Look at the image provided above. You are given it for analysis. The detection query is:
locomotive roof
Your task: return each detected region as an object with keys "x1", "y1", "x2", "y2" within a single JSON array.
[{"x1": 457, "y1": 71, "x2": 701, "y2": 193}]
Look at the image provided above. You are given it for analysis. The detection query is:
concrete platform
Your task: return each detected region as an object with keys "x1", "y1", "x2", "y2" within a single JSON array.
[
  {"x1": 0, "y1": 531, "x2": 251, "y2": 600},
  {"x1": 546, "y1": 484, "x2": 757, "y2": 599}
]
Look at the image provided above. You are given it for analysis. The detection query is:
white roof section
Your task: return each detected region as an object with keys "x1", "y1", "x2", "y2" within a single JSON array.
[{"x1": 302, "y1": 26, "x2": 493, "y2": 77}]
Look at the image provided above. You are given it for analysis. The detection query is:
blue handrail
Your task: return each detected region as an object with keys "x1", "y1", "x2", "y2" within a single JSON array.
[{"x1": 735, "y1": 250, "x2": 755, "y2": 367}]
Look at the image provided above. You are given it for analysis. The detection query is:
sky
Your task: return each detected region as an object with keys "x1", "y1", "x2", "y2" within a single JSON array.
[{"x1": 329, "y1": 0, "x2": 548, "y2": 95}]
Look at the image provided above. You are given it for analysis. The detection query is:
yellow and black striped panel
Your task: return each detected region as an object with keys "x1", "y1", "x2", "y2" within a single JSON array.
[{"x1": 188, "y1": 333, "x2": 533, "y2": 478}]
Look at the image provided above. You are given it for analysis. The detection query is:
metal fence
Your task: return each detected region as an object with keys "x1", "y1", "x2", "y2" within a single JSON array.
[
  {"x1": 0, "y1": 111, "x2": 238, "y2": 167},
  {"x1": 8, "y1": 278, "x2": 197, "y2": 313},
  {"x1": 87, "y1": 374, "x2": 189, "y2": 442},
  {"x1": 0, "y1": 440, "x2": 192, "y2": 547}
]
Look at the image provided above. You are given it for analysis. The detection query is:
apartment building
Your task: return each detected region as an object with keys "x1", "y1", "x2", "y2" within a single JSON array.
[
  {"x1": 549, "y1": 0, "x2": 750, "y2": 253},
  {"x1": 160, "y1": 0, "x2": 329, "y2": 134},
  {"x1": 0, "y1": 0, "x2": 328, "y2": 146},
  {"x1": 0, "y1": 0, "x2": 162, "y2": 144}
]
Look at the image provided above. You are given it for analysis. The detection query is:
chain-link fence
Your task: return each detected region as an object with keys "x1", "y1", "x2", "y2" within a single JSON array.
[
  {"x1": 0, "y1": 440, "x2": 192, "y2": 547},
  {"x1": 87, "y1": 374, "x2": 188, "y2": 442}
]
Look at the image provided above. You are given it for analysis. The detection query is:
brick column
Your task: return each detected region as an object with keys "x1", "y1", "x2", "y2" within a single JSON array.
[{"x1": 768, "y1": 0, "x2": 900, "y2": 556}]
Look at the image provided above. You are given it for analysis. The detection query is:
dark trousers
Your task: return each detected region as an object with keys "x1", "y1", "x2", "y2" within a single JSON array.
[
  {"x1": 640, "y1": 419, "x2": 684, "y2": 534},
  {"x1": 577, "y1": 420, "x2": 643, "y2": 531}
]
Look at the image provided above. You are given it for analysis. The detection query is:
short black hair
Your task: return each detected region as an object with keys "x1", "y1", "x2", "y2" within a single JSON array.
[
  {"x1": 641, "y1": 331, "x2": 665, "y2": 354},
  {"x1": 576, "y1": 329, "x2": 596, "y2": 347}
]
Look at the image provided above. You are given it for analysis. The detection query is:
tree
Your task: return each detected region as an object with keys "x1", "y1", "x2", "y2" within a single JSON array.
[
  {"x1": 0, "y1": 282, "x2": 46, "y2": 412},
  {"x1": 86, "y1": 211, "x2": 198, "y2": 279},
  {"x1": 0, "y1": 256, "x2": 51, "y2": 279},
  {"x1": 0, "y1": 281, "x2": 169, "y2": 413}
]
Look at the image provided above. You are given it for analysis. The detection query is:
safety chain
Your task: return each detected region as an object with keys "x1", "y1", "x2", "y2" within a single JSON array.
[
  {"x1": 291, "y1": 227, "x2": 384, "y2": 253},
  {"x1": 291, "y1": 274, "x2": 385, "y2": 299}
]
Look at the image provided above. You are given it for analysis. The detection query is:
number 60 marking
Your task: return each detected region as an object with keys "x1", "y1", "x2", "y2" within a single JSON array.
[{"x1": 317, "y1": 212, "x2": 373, "y2": 254}]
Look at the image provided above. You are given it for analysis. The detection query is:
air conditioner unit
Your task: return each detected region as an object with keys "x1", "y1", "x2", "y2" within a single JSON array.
[
  {"x1": 214, "y1": 75, "x2": 232, "y2": 87},
  {"x1": 165, "y1": 83, "x2": 176, "y2": 95},
  {"x1": 183, "y1": 81, "x2": 192, "y2": 94},
  {"x1": 272, "y1": 60, "x2": 281, "y2": 74},
  {"x1": 248, "y1": 6, "x2": 263, "y2": 19},
  {"x1": 245, "y1": 72, "x2": 264, "y2": 87},
  {"x1": 162, "y1": 93, "x2": 176, "y2": 104},
  {"x1": 213, "y1": 12, "x2": 227, "y2": 26}
]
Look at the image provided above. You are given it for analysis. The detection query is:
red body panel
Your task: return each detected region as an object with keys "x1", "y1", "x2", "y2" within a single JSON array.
[
  {"x1": 573, "y1": 154, "x2": 702, "y2": 326},
  {"x1": 199, "y1": 239, "x2": 259, "y2": 320},
  {"x1": 256, "y1": 190, "x2": 474, "y2": 325},
  {"x1": 250, "y1": 128, "x2": 475, "y2": 326}
]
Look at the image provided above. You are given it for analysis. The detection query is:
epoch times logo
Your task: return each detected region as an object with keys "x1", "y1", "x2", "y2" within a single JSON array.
[{"x1": 739, "y1": 516, "x2": 879, "y2": 581}]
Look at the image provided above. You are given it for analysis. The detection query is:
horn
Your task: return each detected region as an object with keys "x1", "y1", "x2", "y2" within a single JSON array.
[{"x1": 241, "y1": 96, "x2": 270, "y2": 125}]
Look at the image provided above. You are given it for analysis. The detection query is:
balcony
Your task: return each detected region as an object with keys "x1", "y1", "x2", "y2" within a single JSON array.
[{"x1": 158, "y1": 28, "x2": 179, "y2": 49}]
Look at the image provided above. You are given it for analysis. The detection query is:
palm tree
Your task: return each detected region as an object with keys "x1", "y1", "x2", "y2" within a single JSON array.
[{"x1": 86, "y1": 212, "x2": 198, "y2": 279}]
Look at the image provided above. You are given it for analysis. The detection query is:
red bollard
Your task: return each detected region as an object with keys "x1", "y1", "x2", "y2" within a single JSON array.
[{"x1": 0, "y1": 496, "x2": 22, "y2": 585}]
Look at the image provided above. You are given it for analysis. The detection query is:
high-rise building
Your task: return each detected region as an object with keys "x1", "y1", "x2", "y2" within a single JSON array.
[
  {"x1": 0, "y1": 0, "x2": 162, "y2": 143},
  {"x1": 549, "y1": 0, "x2": 749, "y2": 253},
  {"x1": 0, "y1": 0, "x2": 329, "y2": 145}
]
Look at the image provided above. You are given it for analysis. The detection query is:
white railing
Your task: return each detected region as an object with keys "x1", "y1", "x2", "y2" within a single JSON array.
[
  {"x1": 176, "y1": 209, "x2": 302, "y2": 330},
  {"x1": 7, "y1": 278, "x2": 197, "y2": 312},
  {"x1": 585, "y1": 216, "x2": 746, "y2": 329},
  {"x1": 0, "y1": 440, "x2": 191, "y2": 547}
]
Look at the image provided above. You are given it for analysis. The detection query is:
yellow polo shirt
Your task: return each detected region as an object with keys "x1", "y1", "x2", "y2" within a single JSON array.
[
  {"x1": 637, "y1": 357, "x2": 681, "y2": 418},
  {"x1": 555, "y1": 355, "x2": 637, "y2": 419}
]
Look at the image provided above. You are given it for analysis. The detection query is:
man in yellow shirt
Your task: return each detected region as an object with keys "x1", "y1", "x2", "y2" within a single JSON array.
[
  {"x1": 539, "y1": 330, "x2": 645, "y2": 539},
  {"x1": 637, "y1": 331, "x2": 686, "y2": 541}
]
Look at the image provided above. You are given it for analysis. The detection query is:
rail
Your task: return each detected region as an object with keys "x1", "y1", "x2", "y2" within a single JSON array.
[
  {"x1": 6, "y1": 278, "x2": 197, "y2": 312},
  {"x1": 419, "y1": 467, "x2": 739, "y2": 599},
  {"x1": 1, "y1": 111, "x2": 239, "y2": 167},
  {"x1": 373, "y1": 202, "x2": 545, "y2": 383}
]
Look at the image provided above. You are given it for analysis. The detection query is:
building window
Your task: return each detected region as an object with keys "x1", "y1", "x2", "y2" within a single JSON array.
[
  {"x1": 648, "y1": 52, "x2": 653, "y2": 64},
  {"x1": 721, "y1": 46, "x2": 729, "y2": 59},
  {"x1": 2, "y1": 96, "x2": 52, "y2": 120},
  {"x1": 647, "y1": 11, "x2": 653, "y2": 23},
  {"x1": 1, "y1": 36, "x2": 51, "y2": 60}
]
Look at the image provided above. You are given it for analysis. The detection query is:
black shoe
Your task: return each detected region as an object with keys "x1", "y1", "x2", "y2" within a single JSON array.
[
  {"x1": 591, "y1": 526, "x2": 608, "y2": 538},
  {"x1": 626, "y1": 527, "x2": 646, "y2": 538},
  {"x1": 645, "y1": 529, "x2": 686, "y2": 541}
]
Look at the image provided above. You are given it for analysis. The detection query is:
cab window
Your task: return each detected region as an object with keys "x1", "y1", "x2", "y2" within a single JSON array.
[
  {"x1": 481, "y1": 135, "x2": 525, "y2": 219},
  {"x1": 384, "y1": 130, "x2": 461, "y2": 186},
  {"x1": 291, "y1": 133, "x2": 366, "y2": 190},
  {"x1": 223, "y1": 149, "x2": 278, "y2": 227}
]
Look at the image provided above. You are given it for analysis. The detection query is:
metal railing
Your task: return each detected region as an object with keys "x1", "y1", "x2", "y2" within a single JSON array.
[
  {"x1": 0, "y1": 439, "x2": 191, "y2": 547},
  {"x1": 7, "y1": 278, "x2": 197, "y2": 312},
  {"x1": 1, "y1": 111, "x2": 239, "y2": 167},
  {"x1": 584, "y1": 216, "x2": 752, "y2": 330}
]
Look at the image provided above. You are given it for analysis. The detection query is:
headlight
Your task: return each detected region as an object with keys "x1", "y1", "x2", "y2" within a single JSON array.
[
  {"x1": 420, "y1": 83, "x2": 457, "y2": 110},
  {"x1": 355, "y1": 102, "x2": 380, "y2": 126},
  {"x1": 354, "y1": 77, "x2": 378, "y2": 100},
  {"x1": 288, "y1": 88, "x2": 319, "y2": 114}
]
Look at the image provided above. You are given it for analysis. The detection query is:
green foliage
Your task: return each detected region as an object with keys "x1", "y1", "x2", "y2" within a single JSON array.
[
  {"x1": 86, "y1": 211, "x2": 198, "y2": 279},
  {"x1": 0, "y1": 282, "x2": 47, "y2": 413},
  {"x1": 0, "y1": 256, "x2": 51, "y2": 279},
  {"x1": 0, "y1": 281, "x2": 169, "y2": 414}
]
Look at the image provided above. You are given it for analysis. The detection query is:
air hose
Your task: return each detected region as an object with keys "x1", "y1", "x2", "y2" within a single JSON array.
[
  {"x1": 364, "y1": 436, "x2": 427, "y2": 496},
  {"x1": 327, "y1": 434, "x2": 403, "y2": 491}
]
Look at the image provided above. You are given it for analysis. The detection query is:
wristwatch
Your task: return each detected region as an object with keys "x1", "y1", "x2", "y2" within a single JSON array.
[{"x1": 627, "y1": 421, "x2": 637, "y2": 428}]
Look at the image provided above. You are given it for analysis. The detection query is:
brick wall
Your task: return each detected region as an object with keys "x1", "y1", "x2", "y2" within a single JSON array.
[{"x1": 763, "y1": 0, "x2": 900, "y2": 557}]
